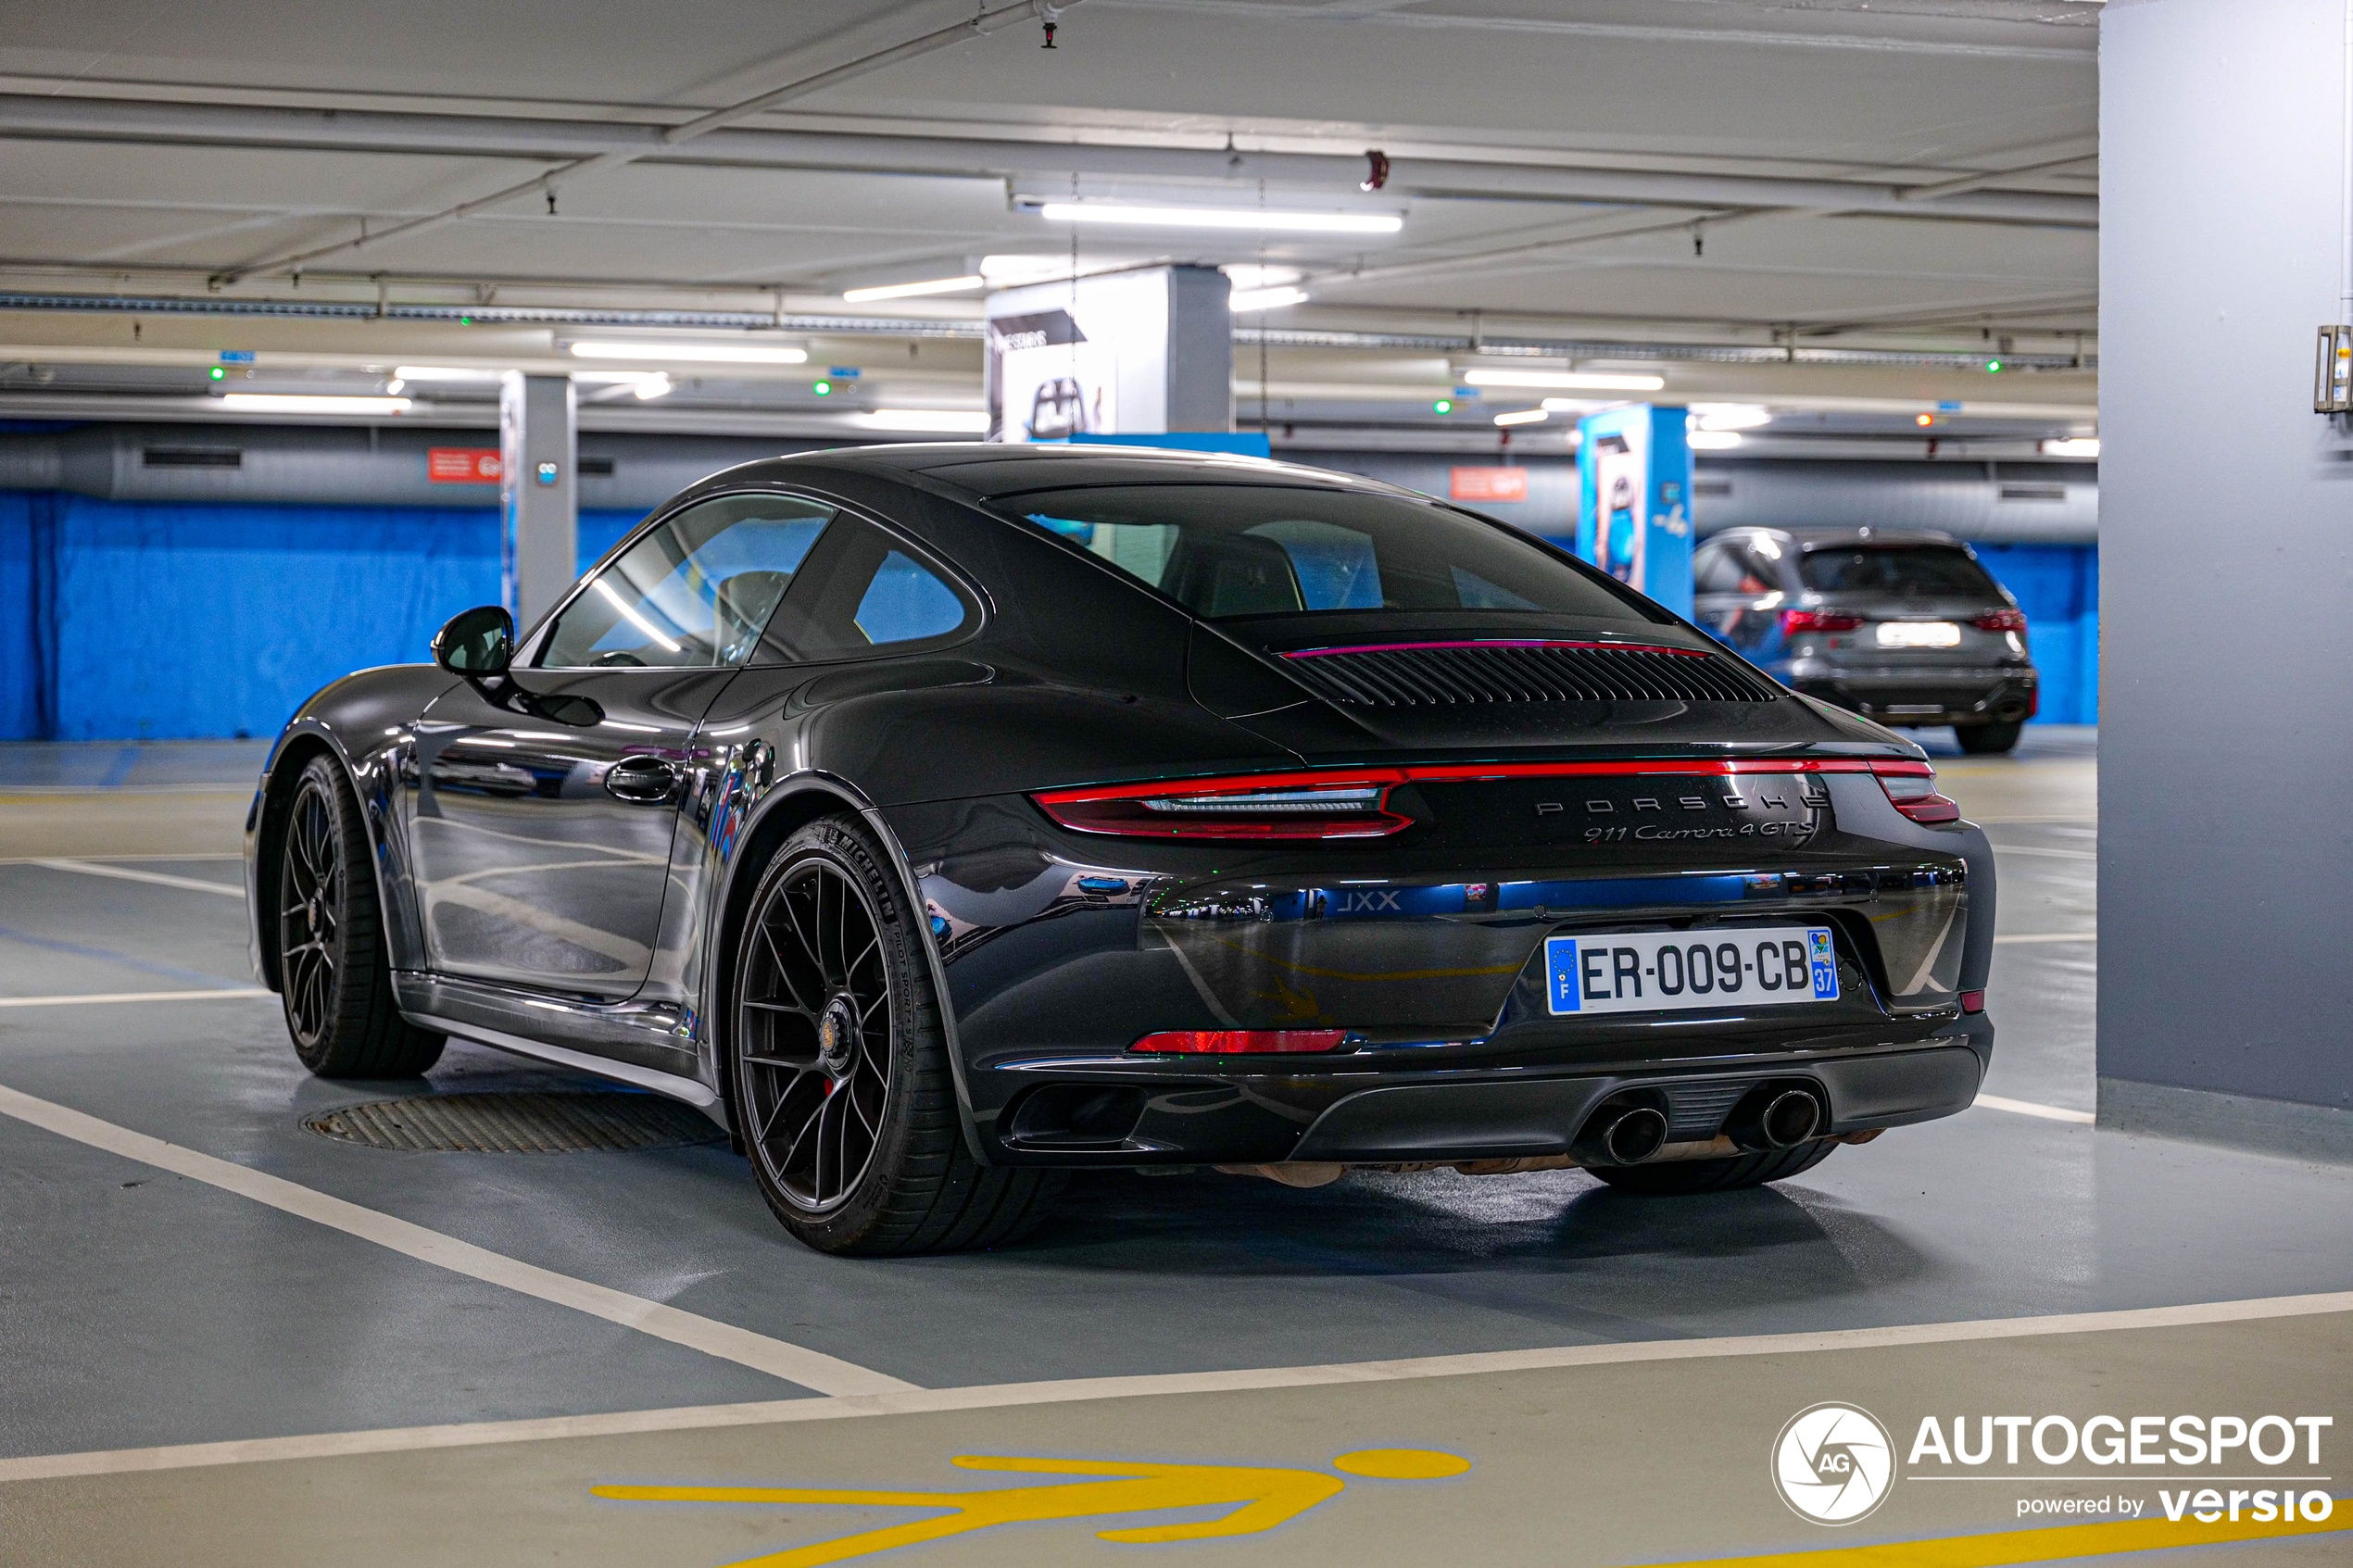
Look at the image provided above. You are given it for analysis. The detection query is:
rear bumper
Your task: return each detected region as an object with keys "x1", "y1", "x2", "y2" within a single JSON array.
[{"x1": 1788, "y1": 664, "x2": 2037, "y2": 726}]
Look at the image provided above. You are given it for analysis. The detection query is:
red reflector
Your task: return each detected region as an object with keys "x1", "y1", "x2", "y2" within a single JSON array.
[
  {"x1": 1972, "y1": 608, "x2": 2028, "y2": 633},
  {"x1": 1130, "y1": 1029, "x2": 1348, "y2": 1055},
  {"x1": 1871, "y1": 759, "x2": 1962, "y2": 824},
  {"x1": 1780, "y1": 608, "x2": 1864, "y2": 634},
  {"x1": 1959, "y1": 990, "x2": 1985, "y2": 1014}
]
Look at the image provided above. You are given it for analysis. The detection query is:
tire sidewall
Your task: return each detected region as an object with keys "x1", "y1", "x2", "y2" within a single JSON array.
[
  {"x1": 282, "y1": 756, "x2": 359, "y2": 1067},
  {"x1": 733, "y1": 819, "x2": 935, "y2": 1252}
]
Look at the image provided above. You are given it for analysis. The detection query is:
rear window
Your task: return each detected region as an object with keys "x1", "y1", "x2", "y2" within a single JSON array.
[
  {"x1": 1798, "y1": 546, "x2": 1999, "y2": 597},
  {"x1": 1009, "y1": 484, "x2": 1660, "y2": 622}
]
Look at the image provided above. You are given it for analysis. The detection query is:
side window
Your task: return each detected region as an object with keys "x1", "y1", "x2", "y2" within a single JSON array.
[
  {"x1": 537, "y1": 494, "x2": 834, "y2": 669},
  {"x1": 1693, "y1": 542, "x2": 1743, "y2": 594},
  {"x1": 754, "y1": 516, "x2": 979, "y2": 663}
]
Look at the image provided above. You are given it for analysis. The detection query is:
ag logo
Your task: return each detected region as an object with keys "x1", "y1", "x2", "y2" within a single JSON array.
[{"x1": 1770, "y1": 1403, "x2": 1895, "y2": 1525}]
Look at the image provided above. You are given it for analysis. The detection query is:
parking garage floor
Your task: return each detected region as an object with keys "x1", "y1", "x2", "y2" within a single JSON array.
[{"x1": 2, "y1": 730, "x2": 2347, "y2": 1567}]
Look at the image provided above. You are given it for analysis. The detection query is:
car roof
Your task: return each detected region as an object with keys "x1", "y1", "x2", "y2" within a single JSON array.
[
  {"x1": 1716, "y1": 526, "x2": 1964, "y2": 550},
  {"x1": 704, "y1": 442, "x2": 1417, "y2": 501}
]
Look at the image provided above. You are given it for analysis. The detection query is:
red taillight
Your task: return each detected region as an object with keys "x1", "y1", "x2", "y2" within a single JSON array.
[
  {"x1": 1959, "y1": 990, "x2": 1985, "y2": 1014},
  {"x1": 1871, "y1": 759, "x2": 1962, "y2": 824},
  {"x1": 1131, "y1": 1029, "x2": 1348, "y2": 1054},
  {"x1": 1033, "y1": 771, "x2": 1415, "y2": 840},
  {"x1": 1972, "y1": 608, "x2": 2028, "y2": 633},
  {"x1": 1780, "y1": 608, "x2": 1864, "y2": 634}
]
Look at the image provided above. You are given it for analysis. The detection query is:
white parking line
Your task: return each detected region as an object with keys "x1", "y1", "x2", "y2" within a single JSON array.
[
  {"x1": 1974, "y1": 1092, "x2": 2096, "y2": 1124},
  {"x1": 1994, "y1": 932, "x2": 2096, "y2": 945},
  {"x1": 1992, "y1": 844, "x2": 2097, "y2": 861},
  {"x1": 0, "y1": 1080, "x2": 913, "y2": 1399},
  {"x1": 4, "y1": 1288, "x2": 2346, "y2": 1484},
  {"x1": 23, "y1": 859, "x2": 245, "y2": 897},
  {"x1": 0, "y1": 988, "x2": 272, "y2": 1010}
]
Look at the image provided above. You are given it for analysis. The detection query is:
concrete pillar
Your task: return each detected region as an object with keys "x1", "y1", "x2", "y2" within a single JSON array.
[
  {"x1": 985, "y1": 264, "x2": 1231, "y2": 441},
  {"x1": 499, "y1": 371, "x2": 576, "y2": 625},
  {"x1": 2100, "y1": 0, "x2": 2353, "y2": 1160}
]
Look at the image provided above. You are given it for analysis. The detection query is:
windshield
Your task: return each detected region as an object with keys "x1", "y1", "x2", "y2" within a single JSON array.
[
  {"x1": 1798, "y1": 546, "x2": 2000, "y2": 597},
  {"x1": 1008, "y1": 484, "x2": 1660, "y2": 622}
]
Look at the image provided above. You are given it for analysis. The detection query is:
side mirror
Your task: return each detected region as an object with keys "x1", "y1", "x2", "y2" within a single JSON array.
[{"x1": 433, "y1": 605, "x2": 514, "y2": 675}]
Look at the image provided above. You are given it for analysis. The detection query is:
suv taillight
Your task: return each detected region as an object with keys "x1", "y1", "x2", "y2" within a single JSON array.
[
  {"x1": 1872, "y1": 760, "x2": 1962, "y2": 824},
  {"x1": 1972, "y1": 608, "x2": 2028, "y2": 633},
  {"x1": 1780, "y1": 608, "x2": 1863, "y2": 634}
]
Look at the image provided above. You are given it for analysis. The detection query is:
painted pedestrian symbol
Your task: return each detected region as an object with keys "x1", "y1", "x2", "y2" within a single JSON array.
[{"x1": 593, "y1": 1447, "x2": 1471, "y2": 1566}]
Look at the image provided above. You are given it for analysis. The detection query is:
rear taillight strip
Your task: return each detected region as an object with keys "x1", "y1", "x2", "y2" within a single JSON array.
[{"x1": 1033, "y1": 757, "x2": 1947, "y2": 839}]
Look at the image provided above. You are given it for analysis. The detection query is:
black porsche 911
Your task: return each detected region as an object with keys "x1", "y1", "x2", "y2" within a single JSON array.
[{"x1": 245, "y1": 444, "x2": 1995, "y2": 1255}]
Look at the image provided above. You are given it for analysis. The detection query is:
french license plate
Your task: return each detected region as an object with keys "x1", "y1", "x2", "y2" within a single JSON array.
[{"x1": 1544, "y1": 926, "x2": 1840, "y2": 1016}]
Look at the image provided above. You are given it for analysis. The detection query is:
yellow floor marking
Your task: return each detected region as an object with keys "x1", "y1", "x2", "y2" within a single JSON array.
[
  {"x1": 594, "y1": 1449, "x2": 1467, "y2": 1566},
  {"x1": 1638, "y1": 1506, "x2": 2347, "y2": 1568}
]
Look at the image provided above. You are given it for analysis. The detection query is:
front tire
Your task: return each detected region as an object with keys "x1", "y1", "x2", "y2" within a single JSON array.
[
  {"x1": 276, "y1": 755, "x2": 445, "y2": 1079},
  {"x1": 1587, "y1": 1139, "x2": 1836, "y2": 1196},
  {"x1": 1956, "y1": 720, "x2": 2023, "y2": 754},
  {"x1": 731, "y1": 816, "x2": 1059, "y2": 1256}
]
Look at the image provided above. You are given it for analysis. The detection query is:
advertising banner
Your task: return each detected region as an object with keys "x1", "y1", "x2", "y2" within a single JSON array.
[
  {"x1": 1576, "y1": 404, "x2": 1694, "y2": 617},
  {"x1": 986, "y1": 265, "x2": 1232, "y2": 442}
]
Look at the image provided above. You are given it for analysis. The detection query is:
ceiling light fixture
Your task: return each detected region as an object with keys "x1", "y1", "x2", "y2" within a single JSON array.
[
  {"x1": 1463, "y1": 370, "x2": 1667, "y2": 392},
  {"x1": 1690, "y1": 403, "x2": 1772, "y2": 431},
  {"x1": 220, "y1": 394, "x2": 411, "y2": 415},
  {"x1": 1687, "y1": 430, "x2": 1745, "y2": 450},
  {"x1": 1538, "y1": 397, "x2": 1606, "y2": 414},
  {"x1": 1492, "y1": 408, "x2": 1550, "y2": 427},
  {"x1": 567, "y1": 340, "x2": 807, "y2": 364},
  {"x1": 2040, "y1": 437, "x2": 2100, "y2": 457},
  {"x1": 393, "y1": 365, "x2": 501, "y2": 381},
  {"x1": 1229, "y1": 286, "x2": 1310, "y2": 313},
  {"x1": 842, "y1": 274, "x2": 985, "y2": 303},
  {"x1": 1033, "y1": 201, "x2": 1403, "y2": 234},
  {"x1": 864, "y1": 409, "x2": 990, "y2": 433}
]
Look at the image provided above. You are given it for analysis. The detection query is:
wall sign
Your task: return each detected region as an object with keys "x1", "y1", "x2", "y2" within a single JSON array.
[
  {"x1": 428, "y1": 448, "x2": 501, "y2": 483},
  {"x1": 1449, "y1": 466, "x2": 1529, "y2": 503}
]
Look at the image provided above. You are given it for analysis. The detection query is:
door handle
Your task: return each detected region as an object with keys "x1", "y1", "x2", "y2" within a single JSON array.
[{"x1": 604, "y1": 755, "x2": 681, "y2": 805}]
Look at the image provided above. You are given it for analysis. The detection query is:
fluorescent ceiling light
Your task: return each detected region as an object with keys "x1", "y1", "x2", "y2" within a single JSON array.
[
  {"x1": 1222, "y1": 264, "x2": 1303, "y2": 291},
  {"x1": 220, "y1": 394, "x2": 410, "y2": 415},
  {"x1": 568, "y1": 340, "x2": 807, "y2": 364},
  {"x1": 842, "y1": 274, "x2": 984, "y2": 303},
  {"x1": 1492, "y1": 408, "x2": 1550, "y2": 427},
  {"x1": 1690, "y1": 402, "x2": 1772, "y2": 431},
  {"x1": 864, "y1": 409, "x2": 989, "y2": 433},
  {"x1": 1687, "y1": 430, "x2": 1745, "y2": 450},
  {"x1": 1539, "y1": 397, "x2": 1606, "y2": 414},
  {"x1": 632, "y1": 374, "x2": 673, "y2": 400},
  {"x1": 1034, "y1": 201, "x2": 1403, "y2": 234},
  {"x1": 2040, "y1": 437, "x2": 2100, "y2": 457},
  {"x1": 1230, "y1": 286, "x2": 1309, "y2": 313},
  {"x1": 393, "y1": 365, "x2": 500, "y2": 381},
  {"x1": 574, "y1": 370, "x2": 671, "y2": 387},
  {"x1": 1463, "y1": 370, "x2": 1667, "y2": 392}
]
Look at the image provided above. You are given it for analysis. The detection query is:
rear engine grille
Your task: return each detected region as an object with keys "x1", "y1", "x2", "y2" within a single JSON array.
[
  {"x1": 1666, "y1": 1080, "x2": 1754, "y2": 1142},
  {"x1": 1280, "y1": 642, "x2": 1780, "y2": 708}
]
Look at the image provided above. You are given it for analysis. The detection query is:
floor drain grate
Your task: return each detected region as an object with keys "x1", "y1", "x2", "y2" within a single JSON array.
[{"x1": 304, "y1": 1092, "x2": 724, "y2": 1154}]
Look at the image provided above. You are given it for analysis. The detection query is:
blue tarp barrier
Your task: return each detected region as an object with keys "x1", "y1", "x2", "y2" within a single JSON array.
[{"x1": 1969, "y1": 542, "x2": 2099, "y2": 725}]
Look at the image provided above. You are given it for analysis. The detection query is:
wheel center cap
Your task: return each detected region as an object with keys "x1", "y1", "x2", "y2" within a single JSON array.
[{"x1": 815, "y1": 995, "x2": 860, "y2": 1079}]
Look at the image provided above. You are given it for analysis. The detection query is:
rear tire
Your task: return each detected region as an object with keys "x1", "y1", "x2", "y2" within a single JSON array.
[
  {"x1": 1587, "y1": 1139, "x2": 1836, "y2": 1196},
  {"x1": 1956, "y1": 720, "x2": 2023, "y2": 755},
  {"x1": 275, "y1": 755, "x2": 446, "y2": 1079},
  {"x1": 731, "y1": 815, "x2": 1060, "y2": 1256}
]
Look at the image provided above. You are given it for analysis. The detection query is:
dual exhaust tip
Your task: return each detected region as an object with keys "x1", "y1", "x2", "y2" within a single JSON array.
[{"x1": 1575, "y1": 1084, "x2": 1824, "y2": 1166}]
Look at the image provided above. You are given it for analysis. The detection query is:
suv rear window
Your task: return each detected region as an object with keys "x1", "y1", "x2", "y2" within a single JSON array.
[
  {"x1": 1798, "y1": 546, "x2": 1999, "y2": 597},
  {"x1": 1009, "y1": 484, "x2": 1661, "y2": 622}
]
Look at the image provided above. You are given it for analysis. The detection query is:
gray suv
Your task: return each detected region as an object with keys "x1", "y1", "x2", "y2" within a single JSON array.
[{"x1": 1693, "y1": 526, "x2": 2038, "y2": 754}]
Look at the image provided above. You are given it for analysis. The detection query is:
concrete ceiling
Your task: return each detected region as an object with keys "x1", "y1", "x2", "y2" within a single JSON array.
[{"x1": 0, "y1": 0, "x2": 2101, "y2": 446}]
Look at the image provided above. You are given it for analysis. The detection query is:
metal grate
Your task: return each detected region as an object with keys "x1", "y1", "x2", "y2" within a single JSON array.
[
  {"x1": 304, "y1": 1092, "x2": 723, "y2": 1153},
  {"x1": 1280, "y1": 642, "x2": 1780, "y2": 708}
]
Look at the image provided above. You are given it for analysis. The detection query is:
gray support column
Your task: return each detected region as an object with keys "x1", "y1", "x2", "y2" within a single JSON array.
[
  {"x1": 2100, "y1": 0, "x2": 2353, "y2": 1160},
  {"x1": 1164, "y1": 264, "x2": 1234, "y2": 433},
  {"x1": 499, "y1": 371, "x2": 576, "y2": 626}
]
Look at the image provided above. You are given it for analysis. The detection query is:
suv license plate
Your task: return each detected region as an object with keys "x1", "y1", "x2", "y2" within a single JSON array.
[{"x1": 1545, "y1": 927, "x2": 1840, "y2": 1016}]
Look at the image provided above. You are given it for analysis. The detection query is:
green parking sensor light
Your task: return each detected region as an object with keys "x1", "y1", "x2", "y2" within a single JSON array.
[
  {"x1": 208, "y1": 367, "x2": 224, "y2": 380},
  {"x1": 1985, "y1": 358, "x2": 2004, "y2": 373},
  {"x1": 1433, "y1": 398, "x2": 1453, "y2": 414},
  {"x1": 812, "y1": 379, "x2": 833, "y2": 395}
]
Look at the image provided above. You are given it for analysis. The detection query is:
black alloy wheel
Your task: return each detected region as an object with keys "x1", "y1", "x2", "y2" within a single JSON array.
[
  {"x1": 275, "y1": 755, "x2": 446, "y2": 1079},
  {"x1": 732, "y1": 817, "x2": 1060, "y2": 1255}
]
